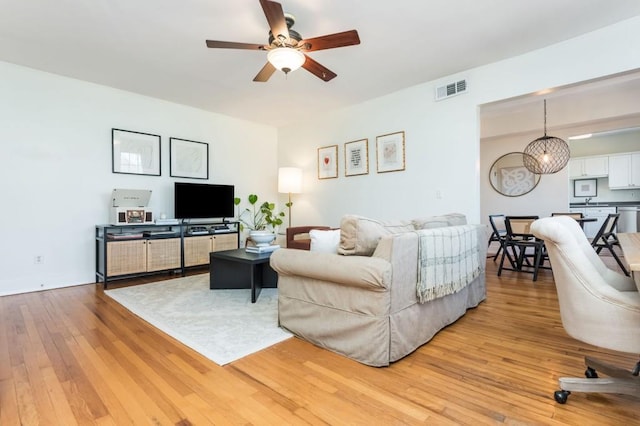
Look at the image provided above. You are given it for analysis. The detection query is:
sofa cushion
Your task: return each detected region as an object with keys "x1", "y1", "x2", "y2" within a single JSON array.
[
  {"x1": 412, "y1": 213, "x2": 467, "y2": 230},
  {"x1": 310, "y1": 229, "x2": 341, "y2": 253},
  {"x1": 338, "y1": 215, "x2": 414, "y2": 256}
]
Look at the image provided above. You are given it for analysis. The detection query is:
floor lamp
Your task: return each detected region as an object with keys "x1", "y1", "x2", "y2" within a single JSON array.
[{"x1": 278, "y1": 167, "x2": 302, "y2": 228}]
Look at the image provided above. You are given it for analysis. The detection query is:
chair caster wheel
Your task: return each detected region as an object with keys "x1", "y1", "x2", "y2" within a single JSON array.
[
  {"x1": 585, "y1": 367, "x2": 598, "y2": 378},
  {"x1": 554, "y1": 390, "x2": 570, "y2": 404}
]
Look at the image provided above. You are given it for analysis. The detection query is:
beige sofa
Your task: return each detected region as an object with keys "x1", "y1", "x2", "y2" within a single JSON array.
[{"x1": 270, "y1": 213, "x2": 487, "y2": 366}]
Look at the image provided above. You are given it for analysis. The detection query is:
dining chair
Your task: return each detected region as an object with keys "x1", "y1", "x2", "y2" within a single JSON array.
[
  {"x1": 488, "y1": 214, "x2": 508, "y2": 261},
  {"x1": 498, "y1": 216, "x2": 549, "y2": 281},
  {"x1": 551, "y1": 212, "x2": 585, "y2": 229},
  {"x1": 591, "y1": 213, "x2": 630, "y2": 276}
]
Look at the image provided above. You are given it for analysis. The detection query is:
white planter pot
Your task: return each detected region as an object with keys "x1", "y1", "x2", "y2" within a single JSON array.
[{"x1": 249, "y1": 230, "x2": 276, "y2": 247}]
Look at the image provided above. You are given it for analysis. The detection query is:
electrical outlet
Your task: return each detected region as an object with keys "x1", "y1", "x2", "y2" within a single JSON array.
[
  {"x1": 436, "y1": 190, "x2": 443, "y2": 199},
  {"x1": 34, "y1": 255, "x2": 44, "y2": 264}
]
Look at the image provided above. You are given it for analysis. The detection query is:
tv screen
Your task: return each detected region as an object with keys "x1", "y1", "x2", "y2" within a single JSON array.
[{"x1": 174, "y1": 182, "x2": 235, "y2": 220}]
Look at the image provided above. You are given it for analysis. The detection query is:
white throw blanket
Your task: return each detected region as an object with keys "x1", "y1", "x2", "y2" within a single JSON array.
[{"x1": 416, "y1": 225, "x2": 481, "y2": 303}]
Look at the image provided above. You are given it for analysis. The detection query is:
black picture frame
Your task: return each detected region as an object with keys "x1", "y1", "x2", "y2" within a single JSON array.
[
  {"x1": 574, "y1": 178, "x2": 597, "y2": 197},
  {"x1": 112, "y1": 128, "x2": 161, "y2": 176},
  {"x1": 169, "y1": 138, "x2": 209, "y2": 179}
]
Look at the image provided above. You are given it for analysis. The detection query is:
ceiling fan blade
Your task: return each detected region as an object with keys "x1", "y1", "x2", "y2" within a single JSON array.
[
  {"x1": 253, "y1": 62, "x2": 277, "y2": 82},
  {"x1": 299, "y1": 30, "x2": 361, "y2": 52},
  {"x1": 206, "y1": 40, "x2": 266, "y2": 50},
  {"x1": 259, "y1": 0, "x2": 290, "y2": 42},
  {"x1": 302, "y1": 55, "x2": 337, "y2": 82}
]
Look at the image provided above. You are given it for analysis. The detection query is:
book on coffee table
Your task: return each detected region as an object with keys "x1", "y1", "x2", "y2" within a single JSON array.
[{"x1": 245, "y1": 244, "x2": 280, "y2": 254}]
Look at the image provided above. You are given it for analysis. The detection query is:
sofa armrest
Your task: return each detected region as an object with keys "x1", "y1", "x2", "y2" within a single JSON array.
[{"x1": 270, "y1": 248, "x2": 391, "y2": 291}]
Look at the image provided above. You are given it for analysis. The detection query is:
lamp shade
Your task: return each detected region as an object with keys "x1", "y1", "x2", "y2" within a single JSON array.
[
  {"x1": 267, "y1": 48, "x2": 305, "y2": 73},
  {"x1": 278, "y1": 167, "x2": 302, "y2": 193}
]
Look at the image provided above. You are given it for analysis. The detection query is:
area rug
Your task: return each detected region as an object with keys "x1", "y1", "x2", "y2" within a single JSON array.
[{"x1": 105, "y1": 274, "x2": 292, "y2": 365}]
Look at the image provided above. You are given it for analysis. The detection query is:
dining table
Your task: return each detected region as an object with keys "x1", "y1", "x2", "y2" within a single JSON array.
[
  {"x1": 575, "y1": 217, "x2": 598, "y2": 225},
  {"x1": 617, "y1": 232, "x2": 640, "y2": 291}
]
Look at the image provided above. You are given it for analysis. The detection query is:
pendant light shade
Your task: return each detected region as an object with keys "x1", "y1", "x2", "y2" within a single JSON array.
[{"x1": 523, "y1": 100, "x2": 570, "y2": 174}]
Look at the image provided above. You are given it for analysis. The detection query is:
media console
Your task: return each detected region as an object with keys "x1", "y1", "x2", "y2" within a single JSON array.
[{"x1": 95, "y1": 221, "x2": 239, "y2": 288}]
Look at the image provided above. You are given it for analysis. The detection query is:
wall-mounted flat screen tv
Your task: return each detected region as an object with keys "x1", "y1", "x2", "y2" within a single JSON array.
[{"x1": 174, "y1": 182, "x2": 234, "y2": 220}]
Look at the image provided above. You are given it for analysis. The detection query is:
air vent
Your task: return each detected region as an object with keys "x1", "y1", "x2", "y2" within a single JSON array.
[{"x1": 435, "y1": 79, "x2": 468, "y2": 101}]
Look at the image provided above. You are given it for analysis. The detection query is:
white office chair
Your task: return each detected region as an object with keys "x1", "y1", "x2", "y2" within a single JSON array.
[{"x1": 531, "y1": 216, "x2": 640, "y2": 404}]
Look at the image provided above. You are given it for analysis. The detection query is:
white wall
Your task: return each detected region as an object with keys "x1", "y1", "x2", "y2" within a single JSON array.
[
  {"x1": 278, "y1": 16, "x2": 640, "y2": 230},
  {"x1": 3, "y1": 16, "x2": 640, "y2": 295},
  {"x1": 0, "y1": 61, "x2": 277, "y2": 295}
]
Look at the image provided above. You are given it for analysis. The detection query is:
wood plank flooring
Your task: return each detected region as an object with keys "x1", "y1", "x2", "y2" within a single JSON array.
[{"x1": 1, "y1": 260, "x2": 639, "y2": 425}]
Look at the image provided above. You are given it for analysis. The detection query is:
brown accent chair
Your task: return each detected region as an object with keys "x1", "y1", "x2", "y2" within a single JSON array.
[{"x1": 286, "y1": 226, "x2": 331, "y2": 250}]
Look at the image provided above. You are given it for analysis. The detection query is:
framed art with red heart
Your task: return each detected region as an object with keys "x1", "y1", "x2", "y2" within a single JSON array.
[{"x1": 318, "y1": 145, "x2": 338, "y2": 179}]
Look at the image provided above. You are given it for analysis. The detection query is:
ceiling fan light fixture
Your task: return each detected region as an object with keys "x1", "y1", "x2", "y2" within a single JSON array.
[{"x1": 267, "y1": 47, "x2": 305, "y2": 74}]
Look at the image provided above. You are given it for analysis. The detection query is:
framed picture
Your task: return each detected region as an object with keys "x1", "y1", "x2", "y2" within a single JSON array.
[
  {"x1": 344, "y1": 139, "x2": 369, "y2": 177},
  {"x1": 318, "y1": 145, "x2": 338, "y2": 179},
  {"x1": 574, "y1": 178, "x2": 597, "y2": 197},
  {"x1": 112, "y1": 128, "x2": 161, "y2": 176},
  {"x1": 170, "y1": 137, "x2": 209, "y2": 179},
  {"x1": 376, "y1": 131, "x2": 405, "y2": 173}
]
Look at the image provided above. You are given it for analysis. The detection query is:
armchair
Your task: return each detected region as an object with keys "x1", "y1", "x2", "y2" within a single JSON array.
[
  {"x1": 286, "y1": 226, "x2": 330, "y2": 250},
  {"x1": 531, "y1": 216, "x2": 640, "y2": 404}
]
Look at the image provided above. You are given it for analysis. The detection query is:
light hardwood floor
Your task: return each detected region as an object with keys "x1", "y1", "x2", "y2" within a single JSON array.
[{"x1": 1, "y1": 260, "x2": 639, "y2": 425}]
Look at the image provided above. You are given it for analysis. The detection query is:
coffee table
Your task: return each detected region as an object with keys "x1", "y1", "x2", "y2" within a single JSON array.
[{"x1": 209, "y1": 248, "x2": 278, "y2": 303}]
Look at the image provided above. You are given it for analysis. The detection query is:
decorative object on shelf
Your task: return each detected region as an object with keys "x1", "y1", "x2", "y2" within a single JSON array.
[
  {"x1": 234, "y1": 194, "x2": 285, "y2": 232},
  {"x1": 523, "y1": 99, "x2": 570, "y2": 174},
  {"x1": 278, "y1": 167, "x2": 302, "y2": 228},
  {"x1": 169, "y1": 138, "x2": 209, "y2": 179},
  {"x1": 318, "y1": 145, "x2": 338, "y2": 179},
  {"x1": 248, "y1": 230, "x2": 276, "y2": 247},
  {"x1": 574, "y1": 178, "x2": 597, "y2": 197},
  {"x1": 112, "y1": 128, "x2": 161, "y2": 176},
  {"x1": 376, "y1": 131, "x2": 405, "y2": 173},
  {"x1": 345, "y1": 139, "x2": 369, "y2": 176},
  {"x1": 489, "y1": 152, "x2": 541, "y2": 197}
]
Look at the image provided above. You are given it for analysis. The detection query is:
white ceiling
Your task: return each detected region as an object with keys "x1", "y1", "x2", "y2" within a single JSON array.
[{"x1": 2, "y1": 0, "x2": 640, "y2": 127}]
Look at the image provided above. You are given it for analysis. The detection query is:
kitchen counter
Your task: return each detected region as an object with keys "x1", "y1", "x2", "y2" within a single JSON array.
[{"x1": 569, "y1": 201, "x2": 640, "y2": 208}]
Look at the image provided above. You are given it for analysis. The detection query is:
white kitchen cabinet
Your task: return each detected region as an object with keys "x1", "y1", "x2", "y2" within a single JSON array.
[
  {"x1": 608, "y1": 153, "x2": 640, "y2": 189},
  {"x1": 569, "y1": 156, "x2": 609, "y2": 179}
]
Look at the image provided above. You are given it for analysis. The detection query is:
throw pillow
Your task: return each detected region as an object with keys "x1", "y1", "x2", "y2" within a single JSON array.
[
  {"x1": 309, "y1": 229, "x2": 341, "y2": 253},
  {"x1": 338, "y1": 215, "x2": 414, "y2": 256}
]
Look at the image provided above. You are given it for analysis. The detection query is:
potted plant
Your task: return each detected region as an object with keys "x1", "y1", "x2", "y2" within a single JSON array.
[{"x1": 234, "y1": 194, "x2": 285, "y2": 246}]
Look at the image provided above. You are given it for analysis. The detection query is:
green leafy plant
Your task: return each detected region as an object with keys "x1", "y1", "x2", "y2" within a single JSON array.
[{"x1": 234, "y1": 194, "x2": 285, "y2": 232}]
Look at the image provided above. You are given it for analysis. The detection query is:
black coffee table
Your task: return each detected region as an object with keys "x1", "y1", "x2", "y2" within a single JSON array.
[{"x1": 209, "y1": 248, "x2": 278, "y2": 303}]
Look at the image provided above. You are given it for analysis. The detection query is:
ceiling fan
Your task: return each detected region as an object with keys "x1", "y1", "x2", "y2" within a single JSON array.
[{"x1": 205, "y1": 0, "x2": 360, "y2": 82}]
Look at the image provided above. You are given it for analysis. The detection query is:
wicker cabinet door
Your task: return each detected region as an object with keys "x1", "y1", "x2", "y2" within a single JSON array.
[
  {"x1": 146, "y1": 238, "x2": 181, "y2": 272},
  {"x1": 183, "y1": 235, "x2": 213, "y2": 267},
  {"x1": 212, "y1": 233, "x2": 238, "y2": 252},
  {"x1": 107, "y1": 240, "x2": 147, "y2": 276}
]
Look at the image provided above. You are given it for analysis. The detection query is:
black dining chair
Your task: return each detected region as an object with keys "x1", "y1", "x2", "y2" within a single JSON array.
[
  {"x1": 488, "y1": 214, "x2": 509, "y2": 261},
  {"x1": 591, "y1": 213, "x2": 630, "y2": 276},
  {"x1": 498, "y1": 216, "x2": 549, "y2": 281}
]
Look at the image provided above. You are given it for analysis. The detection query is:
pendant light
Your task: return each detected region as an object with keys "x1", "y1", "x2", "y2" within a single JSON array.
[{"x1": 523, "y1": 99, "x2": 570, "y2": 174}]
